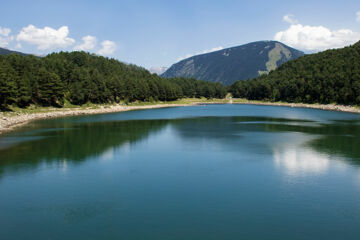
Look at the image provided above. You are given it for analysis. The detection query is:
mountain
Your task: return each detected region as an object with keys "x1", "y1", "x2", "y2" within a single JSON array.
[
  {"x1": 162, "y1": 41, "x2": 304, "y2": 85},
  {"x1": 230, "y1": 41, "x2": 360, "y2": 105},
  {"x1": 0, "y1": 47, "x2": 28, "y2": 56}
]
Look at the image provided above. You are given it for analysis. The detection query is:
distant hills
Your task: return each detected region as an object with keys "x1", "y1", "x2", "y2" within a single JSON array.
[
  {"x1": 162, "y1": 41, "x2": 304, "y2": 85},
  {"x1": 230, "y1": 41, "x2": 360, "y2": 105},
  {"x1": 0, "y1": 47, "x2": 28, "y2": 56}
]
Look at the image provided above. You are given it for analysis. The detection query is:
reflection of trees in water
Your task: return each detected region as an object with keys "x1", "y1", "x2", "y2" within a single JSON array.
[
  {"x1": 1, "y1": 116, "x2": 359, "y2": 180},
  {"x1": 170, "y1": 116, "x2": 360, "y2": 162},
  {"x1": 171, "y1": 116, "x2": 360, "y2": 177},
  {"x1": 171, "y1": 116, "x2": 314, "y2": 140},
  {"x1": 0, "y1": 120, "x2": 168, "y2": 179},
  {"x1": 257, "y1": 120, "x2": 360, "y2": 161}
]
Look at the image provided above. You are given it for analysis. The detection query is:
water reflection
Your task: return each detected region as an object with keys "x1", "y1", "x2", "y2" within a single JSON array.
[
  {"x1": 2, "y1": 106, "x2": 360, "y2": 240},
  {"x1": 0, "y1": 120, "x2": 168, "y2": 179},
  {"x1": 273, "y1": 146, "x2": 330, "y2": 177},
  {"x1": 0, "y1": 114, "x2": 360, "y2": 180},
  {"x1": 170, "y1": 116, "x2": 360, "y2": 177}
]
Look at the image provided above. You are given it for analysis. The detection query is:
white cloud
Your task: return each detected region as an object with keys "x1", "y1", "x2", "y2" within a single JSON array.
[
  {"x1": 15, "y1": 43, "x2": 22, "y2": 49},
  {"x1": 16, "y1": 25, "x2": 75, "y2": 50},
  {"x1": 73, "y1": 35, "x2": 97, "y2": 51},
  {"x1": 275, "y1": 15, "x2": 360, "y2": 51},
  {"x1": 0, "y1": 26, "x2": 11, "y2": 37},
  {"x1": 177, "y1": 46, "x2": 223, "y2": 61},
  {"x1": 283, "y1": 14, "x2": 298, "y2": 25},
  {"x1": 149, "y1": 67, "x2": 168, "y2": 75},
  {"x1": 357, "y1": 11, "x2": 360, "y2": 22},
  {"x1": 97, "y1": 40, "x2": 117, "y2": 55},
  {"x1": 0, "y1": 37, "x2": 11, "y2": 48},
  {"x1": 0, "y1": 26, "x2": 13, "y2": 48},
  {"x1": 0, "y1": 36, "x2": 13, "y2": 48}
]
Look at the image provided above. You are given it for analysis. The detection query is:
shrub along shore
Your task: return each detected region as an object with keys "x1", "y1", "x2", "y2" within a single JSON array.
[{"x1": 1, "y1": 98, "x2": 359, "y2": 136}]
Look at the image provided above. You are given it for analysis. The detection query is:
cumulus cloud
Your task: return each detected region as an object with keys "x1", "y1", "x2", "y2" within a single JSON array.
[
  {"x1": 16, "y1": 25, "x2": 75, "y2": 50},
  {"x1": 357, "y1": 11, "x2": 360, "y2": 22},
  {"x1": 177, "y1": 46, "x2": 223, "y2": 61},
  {"x1": 97, "y1": 40, "x2": 117, "y2": 55},
  {"x1": 0, "y1": 26, "x2": 13, "y2": 48},
  {"x1": 283, "y1": 14, "x2": 298, "y2": 25},
  {"x1": 275, "y1": 15, "x2": 360, "y2": 51},
  {"x1": 0, "y1": 26, "x2": 11, "y2": 37},
  {"x1": 0, "y1": 37, "x2": 12, "y2": 48},
  {"x1": 73, "y1": 35, "x2": 97, "y2": 51}
]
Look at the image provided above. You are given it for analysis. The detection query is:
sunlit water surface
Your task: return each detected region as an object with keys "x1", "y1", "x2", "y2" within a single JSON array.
[{"x1": 1, "y1": 104, "x2": 360, "y2": 239}]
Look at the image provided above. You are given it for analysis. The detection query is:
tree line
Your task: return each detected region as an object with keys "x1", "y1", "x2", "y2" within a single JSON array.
[
  {"x1": 230, "y1": 41, "x2": 360, "y2": 105},
  {"x1": 0, "y1": 51, "x2": 226, "y2": 109}
]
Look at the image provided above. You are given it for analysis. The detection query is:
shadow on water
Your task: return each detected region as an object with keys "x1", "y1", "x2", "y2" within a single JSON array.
[{"x1": 0, "y1": 115, "x2": 360, "y2": 179}]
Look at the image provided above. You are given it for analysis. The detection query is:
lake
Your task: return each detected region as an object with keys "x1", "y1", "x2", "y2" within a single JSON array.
[{"x1": 1, "y1": 104, "x2": 360, "y2": 240}]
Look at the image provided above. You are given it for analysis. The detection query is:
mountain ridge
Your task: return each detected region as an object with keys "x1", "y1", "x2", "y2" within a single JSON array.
[
  {"x1": 161, "y1": 41, "x2": 304, "y2": 85},
  {"x1": 0, "y1": 47, "x2": 29, "y2": 56}
]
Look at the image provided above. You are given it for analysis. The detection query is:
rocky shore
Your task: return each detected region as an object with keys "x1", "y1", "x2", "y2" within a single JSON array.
[
  {"x1": 1, "y1": 100, "x2": 359, "y2": 136},
  {"x1": 236, "y1": 101, "x2": 360, "y2": 114},
  {"x1": 0, "y1": 103, "x2": 195, "y2": 135}
]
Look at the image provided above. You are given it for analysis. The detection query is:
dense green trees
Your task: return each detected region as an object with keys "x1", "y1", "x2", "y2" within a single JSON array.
[
  {"x1": 230, "y1": 41, "x2": 360, "y2": 105},
  {"x1": 0, "y1": 60, "x2": 17, "y2": 107},
  {"x1": 0, "y1": 51, "x2": 226, "y2": 109}
]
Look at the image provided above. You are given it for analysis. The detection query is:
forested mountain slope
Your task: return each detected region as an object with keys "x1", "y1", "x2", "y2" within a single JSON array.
[
  {"x1": 0, "y1": 47, "x2": 28, "y2": 56},
  {"x1": 0, "y1": 51, "x2": 226, "y2": 109},
  {"x1": 230, "y1": 41, "x2": 360, "y2": 105}
]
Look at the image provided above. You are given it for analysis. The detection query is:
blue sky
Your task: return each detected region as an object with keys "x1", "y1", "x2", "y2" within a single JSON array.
[{"x1": 1, "y1": 0, "x2": 360, "y2": 70}]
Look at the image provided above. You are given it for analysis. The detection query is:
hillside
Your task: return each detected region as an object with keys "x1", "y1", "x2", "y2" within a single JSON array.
[
  {"x1": 162, "y1": 41, "x2": 304, "y2": 85},
  {"x1": 230, "y1": 41, "x2": 360, "y2": 105},
  {"x1": 0, "y1": 47, "x2": 28, "y2": 56},
  {"x1": 0, "y1": 51, "x2": 226, "y2": 110}
]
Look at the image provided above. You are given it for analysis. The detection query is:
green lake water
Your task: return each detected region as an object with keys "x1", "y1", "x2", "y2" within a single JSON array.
[{"x1": 1, "y1": 104, "x2": 360, "y2": 239}]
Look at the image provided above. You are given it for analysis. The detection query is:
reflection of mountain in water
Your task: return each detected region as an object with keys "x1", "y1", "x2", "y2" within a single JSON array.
[{"x1": 1, "y1": 116, "x2": 360, "y2": 180}]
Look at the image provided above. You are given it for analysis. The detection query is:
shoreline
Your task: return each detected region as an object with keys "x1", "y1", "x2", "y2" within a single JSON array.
[
  {"x1": 1, "y1": 100, "x2": 359, "y2": 136},
  {"x1": 0, "y1": 103, "x2": 197, "y2": 136},
  {"x1": 234, "y1": 100, "x2": 360, "y2": 114}
]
